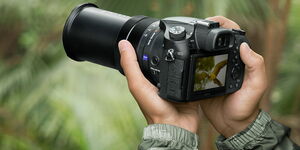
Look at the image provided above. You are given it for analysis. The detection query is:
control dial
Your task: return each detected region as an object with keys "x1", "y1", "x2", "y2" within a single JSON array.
[{"x1": 169, "y1": 26, "x2": 186, "y2": 41}]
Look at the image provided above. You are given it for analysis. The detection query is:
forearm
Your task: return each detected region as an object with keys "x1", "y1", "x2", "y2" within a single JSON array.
[
  {"x1": 138, "y1": 111, "x2": 300, "y2": 150},
  {"x1": 216, "y1": 110, "x2": 300, "y2": 150}
]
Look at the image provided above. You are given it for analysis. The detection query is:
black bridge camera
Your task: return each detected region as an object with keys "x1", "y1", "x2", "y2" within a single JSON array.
[{"x1": 63, "y1": 3, "x2": 247, "y2": 102}]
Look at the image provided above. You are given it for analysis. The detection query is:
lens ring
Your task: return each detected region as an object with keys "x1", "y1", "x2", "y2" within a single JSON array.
[{"x1": 63, "y1": 3, "x2": 98, "y2": 61}]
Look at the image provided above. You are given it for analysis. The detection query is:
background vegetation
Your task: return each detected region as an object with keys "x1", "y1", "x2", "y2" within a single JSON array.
[{"x1": 0, "y1": 0, "x2": 299, "y2": 149}]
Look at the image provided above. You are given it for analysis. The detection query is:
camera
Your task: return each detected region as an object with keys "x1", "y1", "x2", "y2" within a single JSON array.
[{"x1": 63, "y1": 3, "x2": 247, "y2": 102}]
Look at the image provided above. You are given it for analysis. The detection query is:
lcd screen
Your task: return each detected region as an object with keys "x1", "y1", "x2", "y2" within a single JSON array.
[{"x1": 193, "y1": 54, "x2": 228, "y2": 91}]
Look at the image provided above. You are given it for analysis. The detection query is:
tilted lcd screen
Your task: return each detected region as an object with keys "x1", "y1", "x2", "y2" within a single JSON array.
[{"x1": 193, "y1": 54, "x2": 228, "y2": 92}]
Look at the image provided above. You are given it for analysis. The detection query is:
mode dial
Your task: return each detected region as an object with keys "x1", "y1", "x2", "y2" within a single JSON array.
[{"x1": 169, "y1": 26, "x2": 186, "y2": 41}]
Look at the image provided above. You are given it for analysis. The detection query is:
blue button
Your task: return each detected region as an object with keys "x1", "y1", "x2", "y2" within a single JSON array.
[{"x1": 143, "y1": 55, "x2": 148, "y2": 61}]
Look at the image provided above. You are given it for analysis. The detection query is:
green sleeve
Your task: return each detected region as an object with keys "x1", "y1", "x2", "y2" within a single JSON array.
[
  {"x1": 138, "y1": 124, "x2": 199, "y2": 150},
  {"x1": 215, "y1": 110, "x2": 300, "y2": 150}
]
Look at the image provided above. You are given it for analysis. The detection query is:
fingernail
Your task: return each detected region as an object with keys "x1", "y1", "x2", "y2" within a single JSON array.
[
  {"x1": 118, "y1": 40, "x2": 129, "y2": 52},
  {"x1": 241, "y1": 42, "x2": 249, "y2": 49},
  {"x1": 241, "y1": 42, "x2": 251, "y2": 52}
]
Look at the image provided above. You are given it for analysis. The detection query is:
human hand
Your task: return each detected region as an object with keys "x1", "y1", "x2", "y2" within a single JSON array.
[
  {"x1": 118, "y1": 40, "x2": 200, "y2": 133},
  {"x1": 200, "y1": 16, "x2": 267, "y2": 137}
]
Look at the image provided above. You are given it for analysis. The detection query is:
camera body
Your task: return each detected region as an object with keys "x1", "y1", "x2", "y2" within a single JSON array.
[
  {"x1": 62, "y1": 4, "x2": 247, "y2": 102},
  {"x1": 137, "y1": 17, "x2": 246, "y2": 102}
]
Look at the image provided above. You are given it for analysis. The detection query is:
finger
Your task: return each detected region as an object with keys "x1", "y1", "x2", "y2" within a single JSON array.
[
  {"x1": 239, "y1": 43, "x2": 267, "y2": 89},
  {"x1": 206, "y1": 16, "x2": 240, "y2": 29}
]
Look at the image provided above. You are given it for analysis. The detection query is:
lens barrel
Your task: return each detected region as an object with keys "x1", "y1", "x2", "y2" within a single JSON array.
[{"x1": 63, "y1": 3, "x2": 130, "y2": 69}]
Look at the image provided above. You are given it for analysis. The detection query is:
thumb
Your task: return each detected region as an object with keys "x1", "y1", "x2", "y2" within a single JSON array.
[
  {"x1": 119, "y1": 40, "x2": 162, "y2": 114},
  {"x1": 118, "y1": 40, "x2": 157, "y2": 96},
  {"x1": 118, "y1": 40, "x2": 145, "y2": 84},
  {"x1": 239, "y1": 43, "x2": 267, "y2": 89}
]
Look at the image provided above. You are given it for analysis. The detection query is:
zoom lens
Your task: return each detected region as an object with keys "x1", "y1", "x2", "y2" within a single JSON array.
[{"x1": 63, "y1": 3, "x2": 130, "y2": 69}]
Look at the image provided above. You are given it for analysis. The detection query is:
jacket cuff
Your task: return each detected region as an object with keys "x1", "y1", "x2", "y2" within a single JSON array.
[
  {"x1": 142, "y1": 124, "x2": 199, "y2": 148},
  {"x1": 215, "y1": 110, "x2": 272, "y2": 150}
]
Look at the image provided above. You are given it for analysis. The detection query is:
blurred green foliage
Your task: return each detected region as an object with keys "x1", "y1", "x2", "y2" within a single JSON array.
[
  {"x1": 272, "y1": 0, "x2": 300, "y2": 115},
  {"x1": 0, "y1": 0, "x2": 299, "y2": 150}
]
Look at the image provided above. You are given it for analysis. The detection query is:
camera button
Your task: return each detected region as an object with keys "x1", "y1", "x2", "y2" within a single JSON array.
[
  {"x1": 234, "y1": 55, "x2": 239, "y2": 60},
  {"x1": 231, "y1": 66, "x2": 241, "y2": 80},
  {"x1": 169, "y1": 26, "x2": 186, "y2": 41},
  {"x1": 235, "y1": 83, "x2": 239, "y2": 88},
  {"x1": 232, "y1": 58, "x2": 237, "y2": 63},
  {"x1": 234, "y1": 39, "x2": 238, "y2": 45},
  {"x1": 151, "y1": 56, "x2": 160, "y2": 66},
  {"x1": 229, "y1": 84, "x2": 233, "y2": 89}
]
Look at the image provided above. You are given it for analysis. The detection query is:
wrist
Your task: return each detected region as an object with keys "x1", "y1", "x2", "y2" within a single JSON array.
[
  {"x1": 142, "y1": 124, "x2": 199, "y2": 148},
  {"x1": 216, "y1": 110, "x2": 272, "y2": 149},
  {"x1": 221, "y1": 109, "x2": 260, "y2": 137},
  {"x1": 151, "y1": 117, "x2": 199, "y2": 134}
]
